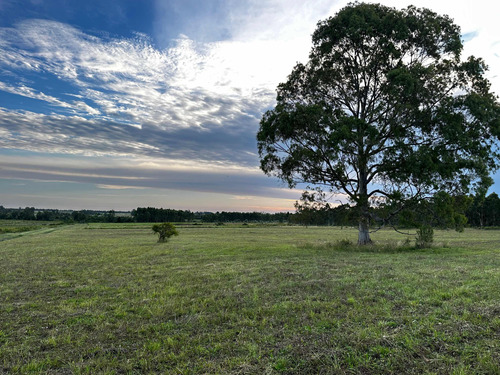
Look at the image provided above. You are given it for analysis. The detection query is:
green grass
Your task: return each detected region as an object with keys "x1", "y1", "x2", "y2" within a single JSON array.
[
  {"x1": 0, "y1": 220, "x2": 64, "y2": 241},
  {"x1": 0, "y1": 224, "x2": 499, "y2": 373}
]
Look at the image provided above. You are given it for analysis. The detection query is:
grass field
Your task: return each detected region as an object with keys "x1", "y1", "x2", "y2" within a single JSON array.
[
  {"x1": 0, "y1": 223, "x2": 499, "y2": 374},
  {"x1": 0, "y1": 220, "x2": 63, "y2": 236}
]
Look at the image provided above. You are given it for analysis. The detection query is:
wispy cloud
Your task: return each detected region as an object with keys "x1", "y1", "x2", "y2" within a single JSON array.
[
  {"x1": 0, "y1": 81, "x2": 100, "y2": 115},
  {"x1": 0, "y1": 3, "x2": 344, "y2": 170},
  {"x1": 0, "y1": 107, "x2": 260, "y2": 166},
  {"x1": 0, "y1": 153, "x2": 299, "y2": 200},
  {"x1": 0, "y1": 18, "x2": 294, "y2": 167}
]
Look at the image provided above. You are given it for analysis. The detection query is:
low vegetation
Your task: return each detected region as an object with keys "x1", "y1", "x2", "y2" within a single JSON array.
[
  {"x1": 0, "y1": 224, "x2": 498, "y2": 373},
  {"x1": 415, "y1": 225, "x2": 434, "y2": 249},
  {"x1": 0, "y1": 220, "x2": 63, "y2": 237}
]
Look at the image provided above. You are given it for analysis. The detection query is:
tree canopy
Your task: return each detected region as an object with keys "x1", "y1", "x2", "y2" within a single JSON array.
[{"x1": 257, "y1": 2, "x2": 500, "y2": 244}]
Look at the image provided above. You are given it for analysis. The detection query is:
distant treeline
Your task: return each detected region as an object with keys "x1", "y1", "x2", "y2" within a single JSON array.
[
  {"x1": 200, "y1": 211, "x2": 291, "y2": 223},
  {"x1": 0, "y1": 206, "x2": 291, "y2": 224},
  {"x1": 0, "y1": 206, "x2": 133, "y2": 223},
  {"x1": 131, "y1": 207, "x2": 195, "y2": 222},
  {"x1": 131, "y1": 207, "x2": 291, "y2": 223},
  {"x1": 292, "y1": 192, "x2": 500, "y2": 229},
  {"x1": 1, "y1": 192, "x2": 499, "y2": 227},
  {"x1": 467, "y1": 192, "x2": 500, "y2": 227}
]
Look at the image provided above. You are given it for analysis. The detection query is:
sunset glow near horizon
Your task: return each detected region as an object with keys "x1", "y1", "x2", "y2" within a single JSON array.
[{"x1": 1, "y1": 0, "x2": 499, "y2": 212}]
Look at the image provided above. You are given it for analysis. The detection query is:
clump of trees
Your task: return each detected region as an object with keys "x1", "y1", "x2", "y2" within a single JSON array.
[
  {"x1": 466, "y1": 177, "x2": 500, "y2": 227},
  {"x1": 469, "y1": 192, "x2": 500, "y2": 227},
  {"x1": 200, "y1": 211, "x2": 291, "y2": 223},
  {"x1": 293, "y1": 190, "x2": 472, "y2": 231},
  {"x1": 132, "y1": 207, "x2": 195, "y2": 222},
  {"x1": 0, "y1": 206, "x2": 37, "y2": 220},
  {"x1": 152, "y1": 223, "x2": 179, "y2": 242},
  {"x1": 0, "y1": 206, "x2": 134, "y2": 223}
]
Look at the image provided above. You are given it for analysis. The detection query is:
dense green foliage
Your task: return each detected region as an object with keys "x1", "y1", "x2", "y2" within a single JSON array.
[
  {"x1": 0, "y1": 206, "x2": 293, "y2": 225},
  {"x1": 258, "y1": 3, "x2": 500, "y2": 244},
  {"x1": 200, "y1": 211, "x2": 291, "y2": 223},
  {"x1": 415, "y1": 225, "x2": 434, "y2": 248},
  {"x1": 152, "y1": 222, "x2": 179, "y2": 242},
  {"x1": 0, "y1": 206, "x2": 133, "y2": 223},
  {"x1": 0, "y1": 224, "x2": 499, "y2": 373},
  {"x1": 0, "y1": 206, "x2": 38, "y2": 221},
  {"x1": 132, "y1": 207, "x2": 195, "y2": 222},
  {"x1": 467, "y1": 192, "x2": 500, "y2": 227}
]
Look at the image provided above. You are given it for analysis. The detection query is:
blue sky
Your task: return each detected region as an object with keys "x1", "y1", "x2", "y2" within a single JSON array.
[{"x1": 1, "y1": 0, "x2": 499, "y2": 212}]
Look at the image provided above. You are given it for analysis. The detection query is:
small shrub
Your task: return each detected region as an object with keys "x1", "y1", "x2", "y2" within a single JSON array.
[
  {"x1": 339, "y1": 238, "x2": 352, "y2": 245},
  {"x1": 415, "y1": 225, "x2": 434, "y2": 248},
  {"x1": 152, "y1": 223, "x2": 179, "y2": 243},
  {"x1": 394, "y1": 237, "x2": 412, "y2": 249},
  {"x1": 336, "y1": 238, "x2": 354, "y2": 249}
]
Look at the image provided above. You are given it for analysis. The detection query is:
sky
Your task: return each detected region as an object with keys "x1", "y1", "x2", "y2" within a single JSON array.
[{"x1": 0, "y1": 0, "x2": 499, "y2": 212}]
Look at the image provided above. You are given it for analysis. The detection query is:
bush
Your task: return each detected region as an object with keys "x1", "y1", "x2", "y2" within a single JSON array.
[
  {"x1": 415, "y1": 225, "x2": 434, "y2": 248},
  {"x1": 152, "y1": 222, "x2": 179, "y2": 243},
  {"x1": 337, "y1": 238, "x2": 354, "y2": 248}
]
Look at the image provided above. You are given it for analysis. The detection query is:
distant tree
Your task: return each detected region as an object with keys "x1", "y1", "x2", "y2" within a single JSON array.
[
  {"x1": 152, "y1": 222, "x2": 179, "y2": 243},
  {"x1": 466, "y1": 177, "x2": 493, "y2": 227},
  {"x1": 104, "y1": 210, "x2": 116, "y2": 223},
  {"x1": 294, "y1": 189, "x2": 332, "y2": 226},
  {"x1": 19, "y1": 207, "x2": 36, "y2": 220},
  {"x1": 258, "y1": 3, "x2": 500, "y2": 244},
  {"x1": 36, "y1": 210, "x2": 56, "y2": 221},
  {"x1": 390, "y1": 191, "x2": 471, "y2": 232},
  {"x1": 484, "y1": 192, "x2": 500, "y2": 226},
  {"x1": 71, "y1": 210, "x2": 88, "y2": 223},
  {"x1": 132, "y1": 207, "x2": 194, "y2": 223},
  {"x1": 199, "y1": 211, "x2": 291, "y2": 223}
]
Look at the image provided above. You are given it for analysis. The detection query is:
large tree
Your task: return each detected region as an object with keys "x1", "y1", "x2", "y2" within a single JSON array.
[{"x1": 257, "y1": 2, "x2": 500, "y2": 244}]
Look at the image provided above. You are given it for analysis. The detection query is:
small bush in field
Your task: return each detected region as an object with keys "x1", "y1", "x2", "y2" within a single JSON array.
[
  {"x1": 152, "y1": 223, "x2": 179, "y2": 243},
  {"x1": 415, "y1": 225, "x2": 434, "y2": 248}
]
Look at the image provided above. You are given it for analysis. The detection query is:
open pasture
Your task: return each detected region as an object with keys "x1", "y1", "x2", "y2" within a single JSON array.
[{"x1": 0, "y1": 224, "x2": 499, "y2": 374}]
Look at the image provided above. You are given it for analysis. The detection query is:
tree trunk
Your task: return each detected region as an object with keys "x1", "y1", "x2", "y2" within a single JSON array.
[
  {"x1": 358, "y1": 215, "x2": 372, "y2": 245},
  {"x1": 357, "y1": 167, "x2": 372, "y2": 245}
]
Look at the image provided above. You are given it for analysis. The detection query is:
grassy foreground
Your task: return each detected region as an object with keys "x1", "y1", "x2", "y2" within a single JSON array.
[{"x1": 0, "y1": 224, "x2": 499, "y2": 374}]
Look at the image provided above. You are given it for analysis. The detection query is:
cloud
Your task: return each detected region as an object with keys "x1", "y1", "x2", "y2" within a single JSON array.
[
  {"x1": 0, "y1": 106, "x2": 261, "y2": 167},
  {"x1": 0, "y1": 153, "x2": 299, "y2": 200},
  {"x1": 0, "y1": 5, "x2": 346, "y2": 168},
  {"x1": 0, "y1": 3, "x2": 352, "y2": 169},
  {"x1": 0, "y1": 18, "x2": 295, "y2": 168},
  {"x1": 97, "y1": 185, "x2": 147, "y2": 190},
  {"x1": 0, "y1": 81, "x2": 101, "y2": 115},
  {"x1": 0, "y1": 19, "x2": 270, "y2": 127},
  {"x1": 153, "y1": 0, "x2": 233, "y2": 44},
  {"x1": 462, "y1": 31, "x2": 478, "y2": 43}
]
